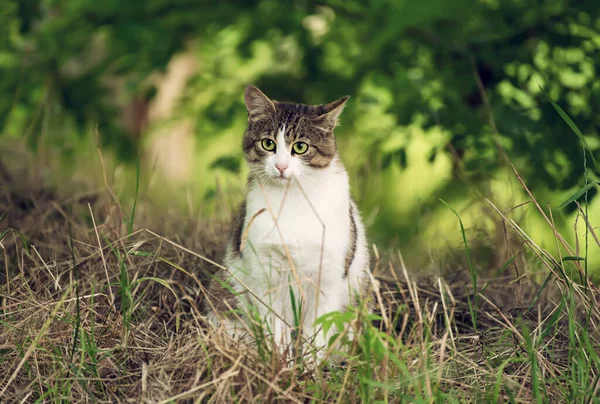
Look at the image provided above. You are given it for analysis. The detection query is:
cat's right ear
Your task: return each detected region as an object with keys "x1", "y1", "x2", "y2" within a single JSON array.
[{"x1": 244, "y1": 85, "x2": 276, "y2": 122}]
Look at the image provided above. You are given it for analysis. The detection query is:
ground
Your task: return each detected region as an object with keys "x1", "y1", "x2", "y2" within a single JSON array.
[{"x1": 1, "y1": 165, "x2": 599, "y2": 403}]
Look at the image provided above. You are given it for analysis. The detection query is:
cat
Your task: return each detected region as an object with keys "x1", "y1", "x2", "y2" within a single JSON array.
[{"x1": 206, "y1": 85, "x2": 373, "y2": 358}]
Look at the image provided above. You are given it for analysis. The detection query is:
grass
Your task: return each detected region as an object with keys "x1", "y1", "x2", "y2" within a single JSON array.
[{"x1": 1, "y1": 162, "x2": 600, "y2": 403}]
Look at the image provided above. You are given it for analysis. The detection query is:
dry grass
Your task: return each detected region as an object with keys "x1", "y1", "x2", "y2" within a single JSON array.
[{"x1": 1, "y1": 165, "x2": 600, "y2": 403}]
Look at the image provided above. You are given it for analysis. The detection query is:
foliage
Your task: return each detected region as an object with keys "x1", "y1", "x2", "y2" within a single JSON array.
[{"x1": 1, "y1": 0, "x2": 599, "y2": 267}]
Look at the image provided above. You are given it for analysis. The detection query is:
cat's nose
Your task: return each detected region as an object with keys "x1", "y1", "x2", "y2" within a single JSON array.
[{"x1": 275, "y1": 163, "x2": 288, "y2": 175}]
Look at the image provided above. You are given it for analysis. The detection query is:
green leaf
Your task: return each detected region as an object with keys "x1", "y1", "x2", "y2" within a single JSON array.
[
  {"x1": 562, "y1": 256, "x2": 585, "y2": 262},
  {"x1": 210, "y1": 155, "x2": 241, "y2": 173},
  {"x1": 203, "y1": 189, "x2": 216, "y2": 201},
  {"x1": 382, "y1": 148, "x2": 407, "y2": 169},
  {"x1": 557, "y1": 182, "x2": 600, "y2": 209}
]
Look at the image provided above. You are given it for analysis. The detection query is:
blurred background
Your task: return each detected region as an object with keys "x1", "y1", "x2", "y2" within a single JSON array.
[{"x1": 1, "y1": 0, "x2": 599, "y2": 275}]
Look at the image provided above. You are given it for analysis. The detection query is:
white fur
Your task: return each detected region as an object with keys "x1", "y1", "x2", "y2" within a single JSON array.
[{"x1": 214, "y1": 130, "x2": 370, "y2": 357}]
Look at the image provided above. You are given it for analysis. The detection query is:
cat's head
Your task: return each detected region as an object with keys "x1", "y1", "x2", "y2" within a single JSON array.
[{"x1": 242, "y1": 85, "x2": 348, "y2": 185}]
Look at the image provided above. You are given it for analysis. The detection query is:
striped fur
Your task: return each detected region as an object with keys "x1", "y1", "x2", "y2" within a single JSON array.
[{"x1": 344, "y1": 201, "x2": 358, "y2": 278}]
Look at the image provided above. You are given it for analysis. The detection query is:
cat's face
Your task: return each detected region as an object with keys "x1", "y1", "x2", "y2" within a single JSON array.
[{"x1": 242, "y1": 86, "x2": 348, "y2": 185}]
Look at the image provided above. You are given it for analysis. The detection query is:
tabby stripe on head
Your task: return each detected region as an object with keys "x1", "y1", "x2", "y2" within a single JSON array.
[
  {"x1": 343, "y1": 202, "x2": 357, "y2": 279},
  {"x1": 307, "y1": 146, "x2": 336, "y2": 169},
  {"x1": 248, "y1": 112, "x2": 271, "y2": 123}
]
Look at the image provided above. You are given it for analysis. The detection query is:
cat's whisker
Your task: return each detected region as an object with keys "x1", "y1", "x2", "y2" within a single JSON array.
[
  {"x1": 293, "y1": 174, "x2": 308, "y2": 188},
  {"x1": 253, "y1": 168, "x2": 272, "y2": 185}
]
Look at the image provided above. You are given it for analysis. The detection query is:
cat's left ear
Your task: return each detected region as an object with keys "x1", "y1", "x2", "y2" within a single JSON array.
[
  {"x1": 313, "y1": 96, "x2": 350, "y2": 132},
  {"x1": 244, "y1": 85, "x2": 276, "y2": 123}
]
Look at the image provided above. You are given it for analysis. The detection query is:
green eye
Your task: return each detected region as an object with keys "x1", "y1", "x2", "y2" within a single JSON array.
[
  {"x1": 292, "y1": 142, "x2": 309, "y2": 155},
  {"x1": 261, "y1": 138, "x2": 276, "y2": 151}
]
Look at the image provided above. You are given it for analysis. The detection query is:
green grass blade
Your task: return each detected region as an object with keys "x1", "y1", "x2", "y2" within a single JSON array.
[
  {"x1": 440, "y1": 199, "x2": 477, "y2": 330},
  {"x1": 0, "y1": 228, "x2": 30, "y2": 253},
  {"x1": 67, "y1": 211, "x2": 82, "y2": 361},
  {"x1": 557, "y1": 182, "x2": 599, "y2": 209},
  {"x1": 0, "y1": 228, "x2": 10, "y2": 241},
  {"x1": 528, "y1": 272, "x2": 553, "y2": 311},
  {"x1": 128, "y1": 152, "x2": 141, "y2": 235},
  {"x1": 134, "y1": 277, "x2": 178, "y2": 298},
  {"x1": 522, "y1": 323, "x2": 543, "y2": 404},
  {"x1": 541, "y1": 86, "x2": 598, "y2": 169}
]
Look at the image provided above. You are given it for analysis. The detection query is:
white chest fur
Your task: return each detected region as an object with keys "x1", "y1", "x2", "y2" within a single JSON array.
[{"x1": 243, "y1": 164, "x2": 351, "y2": 279}]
